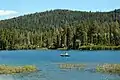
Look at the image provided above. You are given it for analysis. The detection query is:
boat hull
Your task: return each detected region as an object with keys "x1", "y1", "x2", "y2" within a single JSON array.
[{"x1": 60, "y1": 55, "x2": 70, "y2": 57}]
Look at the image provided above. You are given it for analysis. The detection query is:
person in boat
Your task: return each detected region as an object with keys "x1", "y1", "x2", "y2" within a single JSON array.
[
  {"x1": 65, "y1": 52, "x2": 68, "y2": 55},
  {"x1": 60, "y1": 52, "x2": 69, "y2": 56}
]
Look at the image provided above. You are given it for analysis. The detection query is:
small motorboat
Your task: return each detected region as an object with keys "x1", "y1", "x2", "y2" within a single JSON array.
[{"x1": 60, "y1": 52, "x2": 70, "y2": 57}]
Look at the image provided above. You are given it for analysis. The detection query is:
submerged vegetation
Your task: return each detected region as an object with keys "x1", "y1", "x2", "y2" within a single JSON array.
[
  {"x1": 0, "y1": 65, "x2": 37, "y2": 74},
  {"x1": 0, "y1": 63, "x2": 120, "y2": 78},
  {"x1": 0, "y1": 9, "x2": 120, "y2": 50},
  {"x1": 58, "y1": 63, "x2": 120, "y2": 75},
  {"x1": 96, "y1": 64, "x2": 120, "y2": 74},
  {"x1": 59, "y1": 63, "x2": 86, "y2": 70}
]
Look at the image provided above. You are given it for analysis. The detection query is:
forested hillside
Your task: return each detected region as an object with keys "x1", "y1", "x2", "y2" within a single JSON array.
[{"x1": 0, "y1": 9, "x2": 120, "y2": 50}]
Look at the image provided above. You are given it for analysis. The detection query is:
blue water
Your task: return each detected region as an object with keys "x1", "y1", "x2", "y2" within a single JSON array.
[{"x1": 0, "y1": 50, "x2": 120, "y2": 80}]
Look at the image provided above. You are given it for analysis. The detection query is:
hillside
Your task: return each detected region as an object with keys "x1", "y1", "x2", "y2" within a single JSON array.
[
  {"x1": 0, "y1": 9, "x2": 117, "y2": 29},
  {"x1": 0, "y1": 9, "x2": 120, "y2": 50}
]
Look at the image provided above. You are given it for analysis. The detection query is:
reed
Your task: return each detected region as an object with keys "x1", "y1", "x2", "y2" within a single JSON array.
[
  {"x1": 96, "y1": 64, "x2": 120, "y2": 74},
  {"x1": 59, "y1": 63, "x2": 86, "y2": 70},
  {"x1": 0, "y1": 65, "x2": 38, "y2": 74}
]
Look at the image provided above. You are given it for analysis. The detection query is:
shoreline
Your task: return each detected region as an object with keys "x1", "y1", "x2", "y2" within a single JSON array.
[{"x1": 0, "y1": 46, "x2": 120, "y2": 51}]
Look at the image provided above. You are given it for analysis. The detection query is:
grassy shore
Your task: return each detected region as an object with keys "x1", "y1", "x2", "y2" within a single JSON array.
[
  {"x1": 1, "y1": 45, "x2": 120, "y2": 50},
  {"x1": 79, "y1": 45, "x2": 120, "y2": 50}
]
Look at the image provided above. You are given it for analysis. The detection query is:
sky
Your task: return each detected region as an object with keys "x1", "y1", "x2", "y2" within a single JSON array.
[{"x1": 0, "y1": 0, "x2": 120, "y2": 20}]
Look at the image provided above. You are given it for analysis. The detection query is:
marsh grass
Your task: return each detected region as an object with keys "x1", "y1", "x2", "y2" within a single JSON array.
[
  {"x1": 96, "y1": 64, "x2": 120, "y2": 74},
  {"x1": 0, "y1": 65, "x2": 38, "y2": 75},
  {"x1": 59, "y1": 63, "x2": 120, "y2": 75},
  {"x1": 59, "y1": 63, "x2": 86, "y2": 70}
]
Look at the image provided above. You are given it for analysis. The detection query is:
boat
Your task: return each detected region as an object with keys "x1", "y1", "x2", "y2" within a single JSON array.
[{"x1": 60, "y1": 52, "x2": 70, "y2": 57}]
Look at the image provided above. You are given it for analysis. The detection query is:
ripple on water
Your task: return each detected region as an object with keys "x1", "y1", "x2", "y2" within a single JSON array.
[
  {"x1": 0, "y1": 50, "x2": 120, "y2": 80},
  {"x1": 0, "y1": 75, "x2": 14, "y2": 80}
]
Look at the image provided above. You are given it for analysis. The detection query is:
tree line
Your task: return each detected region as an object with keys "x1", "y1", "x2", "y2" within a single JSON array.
[{"x1": 0, "y1": 9, "x2": 120, "y2": 50}]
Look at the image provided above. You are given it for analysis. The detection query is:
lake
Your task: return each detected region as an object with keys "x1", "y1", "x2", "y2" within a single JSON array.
[{"x1": 0, "y1": 50, "x2": 120, "y2": 80}]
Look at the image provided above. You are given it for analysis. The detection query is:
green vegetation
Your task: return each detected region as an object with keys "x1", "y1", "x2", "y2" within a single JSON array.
[
  {"x1": 0, "y1": 9, "x2": 120, "y2": 50},
  {"x1": 59, "y1": 63, "x2": 86, "y2": 70},
  {"x1": 79, "y1": 45, "x2": 120, "y2": 50},
  {"x1": 96, "y1": 64, "x2": 120, "y2": 74},
  {"x1": 58, "y1": 63, "x2": 120, "y2": 75},
  {"x1": 0, "y1": 65, "x2": 37, "y2": 74}
]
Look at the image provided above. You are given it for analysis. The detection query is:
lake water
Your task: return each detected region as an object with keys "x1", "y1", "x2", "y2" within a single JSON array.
[{"x1": 0, "y1": 50, "x2": 120, "y2": 80}]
